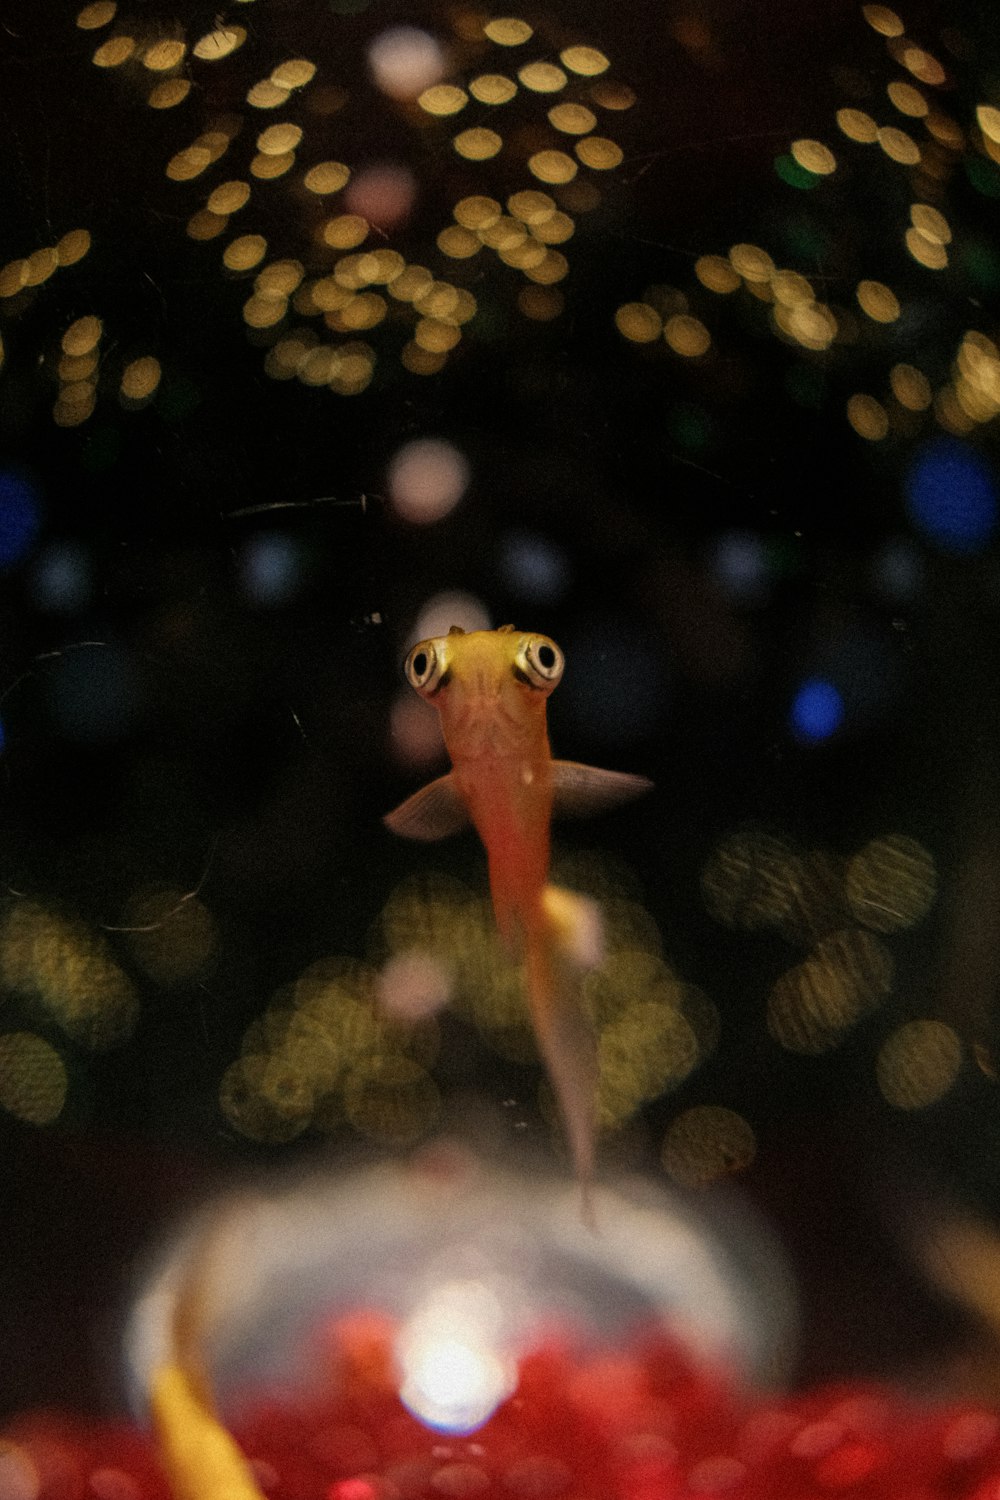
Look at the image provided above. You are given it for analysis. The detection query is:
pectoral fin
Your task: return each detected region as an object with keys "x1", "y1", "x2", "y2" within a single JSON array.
[
  {"x1": 551, "y1": 760, "x2": 653, "y2": 818},
  {"x1": 384, "y1": 773, "x2": 470, "y2": 841}
]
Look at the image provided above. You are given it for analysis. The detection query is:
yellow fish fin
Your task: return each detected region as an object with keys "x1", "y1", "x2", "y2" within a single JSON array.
[
  {"x1": 526, "y1": 886, "x2": 606, "y2": 1225},
  {"x1": 383, "y1": 772, "x2": 470, "y2": 841},
  {"x1": 550, "y1": 761, "x2": 653, "y2": 818},
  {"x1": 150, "y1": 1361, "x2": 267, "y2": 1500}
]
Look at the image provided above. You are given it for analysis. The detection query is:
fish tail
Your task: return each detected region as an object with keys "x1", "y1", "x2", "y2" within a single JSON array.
[
  {"x1": 525, "y1": 885, "x2": 605, "y2": 1221},
  {"x1": 150, "y1": 1209, "x2": 267, "y2": 1500}
]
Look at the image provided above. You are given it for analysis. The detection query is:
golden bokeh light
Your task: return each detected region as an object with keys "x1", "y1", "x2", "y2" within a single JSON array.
[
  {"x1": 694, "y1": 255, "x2": 740, "y2": 294},
  {"x1": 925, "y1": 111, "x2": 964, "y2": 149},
  {"x1": 401, "y1": 342, "x2": 447, "y2": 375},
  {"x1": 92, "y1": 35, "x2": 135, "y2": 67},
  {"x1": 532, "y1": 211, "x2": 574, "y2": 244},
  {"x1": 888, "y1": 80, "x2": 928, "y2": 118},
  {"x1": 166, "y1": 146, "x2": 213, "y2": 183},
  {"x1": 56, "y1": 229, "x2": 92, "y2": 266},
  {"x1": 857, "y1": 279, "x2": 901, "y2": 323},
  {"x1": 702, "y1": 829, "x2": 805, "y2": 933},
  {"x1": 223, "y1": 233, "x2": 268, "y2": 271},
  {"x1": 271, "y1": 58, "x2": 317, "y2": 90},
  {"x1": 192, "y1": 25, "x2": 246, "y2": 61},
  {"x1": 207, "y1": 180, "x2": 251, "y2": 215},
  {"x1": 615, "y1": 302, "x2": 662, "y2": 343},
  {"x1": 437, "y1": 226, "x2": 481, "y2": 259},
  {"x1": 142, "y1": 39, "x2": 186, "y2": 71},
  {"x1": 845, "y1": 835, "x2": 936, "y2": 932},
  {"x1": 0, "y1": 1034, "x2": 68, "y2": 1126},
  {"x1": 187, "y1": 209, "x2": 228, "y2": 241},
  {"x1": 890, "y1": 362, "x2": 932, "y2": 410},
  {"x1": 251, "y1": 148, "x2": 295, "y2": 182},
  {"x1": 598, "y1": 1003, "x2": 699, "y2": 1127},
  {"x1": 729, "y1": 243, "x2": 775, "y2": 283},
  {"x1": 53, "y1": 390, "x2": 97, "y2": 427},
  {"x1": 861, "y1": 4, "x2": 904, "y2": 36},
  {"x1": 528, "y1": 150, "x2": 577, "y2": 184},
  {"x1": 790, "y1": 139, "x2": 837, "y2": 175},
  {"x1": 257, "y1": 122, "x2": 303, "y2": 155},
  {"x1": 560, "y1": 45, "x2": 610, "y2": 76},
  {"x1": 24, "y1": 248, "x2": 58, "y2": 287},
  {"x1": 247, "y1": 79, "x2": 290, "y2": 109},
  {"x1": 978, "y1": 104, "x2": 1000, "y2": 144},
  {"x1": 906, "y1": 225, "x2": 948, "y2": 269},
  {"x1": 591, "y1": 79, "x2": 636, "y2": 110},
  {"x1": 877, "y1": 1020, "x2": 962, "y2": 1109},
  {"x1": 768, "y1": 929, "x2": 892, "y2": 1054},
  {"x1": 878, "y1": 126, "x2": 921, "y2": 165},
  {"x1": 119, "y1": 354, "x2": 162, "y2": 403},
  {"x1": 418, "y1": 84, "x2": 468, "y2": 116},
  {"x1": 518, "y1": 62, "x2": 567, "y2": 93},
  {"x1": 77, "y1": 1, "x2": 116, "y2": 27},
  {"x1": 304, "y1": 161, "x2": 351, "y2": 195},
  {"x1": 549, "y1": 103, "x2": 597, "y2": 135},
  {"x1": 896, "y1": 44, "x2": 946, "y2": 87},
  {"x1": 454, "y1": 195, "x2": 502, "y2": 230},
  {"x1": 662, "y1": 1106, "x2": 757, "y2": 1187},
  {"x1": 257, "y1": 259, "x2": 305, "y2": 296},
  {"x1": 847, "y1": 393, "x2": 890, "y2": 440},
  {"x1": 148, "y1": 78, "x2": 191, "y2": 108},
  {"x1": 506, "y1": 189, "x2": 555, "y2": 225},
  {"x1": 470, "y1": 74, "x2": 517, "y2": 104},
  {"x1": 664, "y1": 313, "x2": 711, "y2": 357},
  {"x1": 523, "y1": 249, "x2": 568, "y2": 284},
  {"x1": 0, "y1": 902, "x2": 139, "y2": 1050},
  {"x1": 483, "y1": 18, "x2": 534, "y2": 45},
  {"x1": 61, "y1": 314, "x2": 103, "y2": 356},
  {"x1": 518, "y1": 286, "x2": 564, "y2": 320},
  {"x1": 911, "y1": 202, "x2": 951, "y2": 244},
  {"x1": 454, "y1": 128, "x2": 503, "y2": 161},
  {"x1": 575, "y1": 136, "x2": 624, "y2": 170},
  {"x1": 837, "y1": 107, "x2": 879, "y2": 144}
]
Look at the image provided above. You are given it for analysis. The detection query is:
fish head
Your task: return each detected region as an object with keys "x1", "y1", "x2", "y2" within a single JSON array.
[{"x1": 402, "y1": 625, "x2": 564, "y2": 754}]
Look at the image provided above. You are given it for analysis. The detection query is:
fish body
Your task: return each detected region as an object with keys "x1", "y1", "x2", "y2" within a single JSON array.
[{"x1": 386, "y1": 625, "x2": 651, "y2": 1194}]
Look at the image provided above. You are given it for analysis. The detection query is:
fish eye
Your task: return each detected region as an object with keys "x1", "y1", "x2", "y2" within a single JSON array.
[
  {"x1": 404, "y1": 639, "x2": 444, "y2": 694},
  {"x1": 516, "y1": 635, "x2": 564, "y2": 689}
]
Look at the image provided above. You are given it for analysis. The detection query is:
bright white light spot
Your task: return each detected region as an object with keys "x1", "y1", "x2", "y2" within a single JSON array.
[
  {"x1": 396, "y1": 1280, "x2": 517, "y2": 1433},
  {"x1": 345, "y1": 163, "x2": 418, "y2": 231},
  {"x1": 412, "y1": 591, "x2": 490, "y2": 645},
  {"x1": 379, "y1": 949, "x2": 452, "y2": 1021},
  {"x1": 368, "y1": 27, "x2": 447, "y2": 101},
  {"x1": 388, "y1": 439, "x2": 471, "y2": 524}
]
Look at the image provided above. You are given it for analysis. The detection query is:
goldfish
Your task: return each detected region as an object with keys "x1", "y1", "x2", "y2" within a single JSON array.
[{"x1": 385, "y1": 625, "x2": 652, "y2": 1199}]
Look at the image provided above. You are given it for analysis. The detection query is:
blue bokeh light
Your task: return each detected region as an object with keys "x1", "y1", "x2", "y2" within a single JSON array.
[
  {"x1": 30, "y1": 540, "x2": 92, "y2": 612},
  {"x1": 790, "y1": 678, "x2": 844, "y2": 743},
  {"x1": 498, "y1": 530, "x2": 570, "y2": 605},
  {"x1": 712, "y1": 529, "x2": 770, "y2": 606},
  {"x1": 904, "y1": 437, "x2": 998, "y2": 555},
  {"x1": 239, "y1": 533, "x2": 305, "y2": 606},
  {"x1": 0, "y1": 468, "x2": 41, "y2": 569}
]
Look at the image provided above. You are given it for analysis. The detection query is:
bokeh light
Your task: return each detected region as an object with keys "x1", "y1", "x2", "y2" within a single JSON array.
[
  {"x1": 662, "y1": 1106, "x2": 757, "y2": 1187},
  {"x1": 0, "y1": 469, "x2": 41, "y2": 569},
  {"x1": 904, "y1": 437, "x2": 998, "y2": 554},
  {"x1": 877, "y1": 1020, "x2": 962, "y2": 1109},
  {"x1": 387, "y1": 439, "x2": 471, "y2": 524},
  {"x1": 368, "y1": 27, "x2": 446, "y2": 100},
  {"x1": 0, "y1": 902, "x2": 139, "y2": 1049},
  {"x1": 0, "y1": 1033, "x2": 68, "y2": 1126},
  {"x1": 789, "y1": 678, "x2": 844, "y2": 743}
]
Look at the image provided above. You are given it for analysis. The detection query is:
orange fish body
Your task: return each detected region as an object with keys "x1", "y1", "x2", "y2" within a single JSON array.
[{"x1": 386, "y1": 625, "x2": 651, "y2": 1194}]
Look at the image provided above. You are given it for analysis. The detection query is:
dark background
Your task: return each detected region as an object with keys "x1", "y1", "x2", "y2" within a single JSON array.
[{"x1": 1, "y1": 0, "x2": 999, "y2": 1419}]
